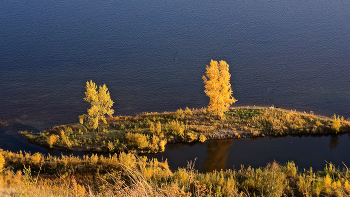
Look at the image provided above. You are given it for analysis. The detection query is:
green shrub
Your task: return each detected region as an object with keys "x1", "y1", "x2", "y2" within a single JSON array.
[
  {"x1": 64, "y1": 126, "x2": 73, "y2": 135},
  {"x1": 39, "y1": 132, "x2": 47, "y2": 139}
]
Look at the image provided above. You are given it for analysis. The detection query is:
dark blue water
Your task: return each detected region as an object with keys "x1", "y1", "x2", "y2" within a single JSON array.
[
  {"x1": 1, "y1": 0, "x2": 350, "y2": 171},
  {"x1": 149, "y1": 134, "x2": 350, "y2": 172}
]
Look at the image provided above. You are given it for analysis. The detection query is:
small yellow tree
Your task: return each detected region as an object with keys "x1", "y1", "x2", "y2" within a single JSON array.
[
  {"x1": 202, "y1": 60, "x2": 237, "y2": 117},
  {"x1": 79, "y1": 80, "x2": 114, "y2": 130}
]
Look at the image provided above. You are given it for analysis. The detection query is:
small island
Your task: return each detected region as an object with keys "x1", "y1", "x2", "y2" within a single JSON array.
[
  {"x1": 20, "y1": 106, "x2": 350, "y2": 154},
  {"x1": 3, "y1": 60, "x2": 350, "y2": 196}
]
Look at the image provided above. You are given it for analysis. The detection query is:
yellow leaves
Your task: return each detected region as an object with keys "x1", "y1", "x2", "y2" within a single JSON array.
[
  {"x1": 156, "y1": 121, "x2": 162, "y2": 135},
  {"x1": 90, "y1": 154, "x2": 99, "y2": 165},
  {"x1": 88, "y1": 105, "x2": 99, "y2": 117},
  {"x1": 323, "y1": 174, "x2": 333, "y2": 194},
  {"x1": 125, "y1": 132, "x2": 149, "y2": 149},
  {"x1": 30, "y1": 153, "x2": 42, "y2": 166},
  {"x1": 84, "y1": 80, "x2": 98, "y2": 103},
  {"x1": 199, "y1": 134, "x2": 207, "y2": 142},
  {"x1": 78, "y1": 114, "x2": 86, "y2": 124},
  {"x1": 60, "y1": 130, "x2": 72, "y2": 148},
  {"x1": 150, "y1": 123, "x2": 156, "y2": 134},
  {"x1": 150, "y1": 122, "x2": 162, "y2": 135},
  {"x1": 0, "y1": 153, "x2": 4, "y2": 173},
  {"x1": 345, "y1": 180, "x2": 350, "y2": 191},
  {"x1": 47, "y1": 134, "x2": 59, "y2": 148},
  {"x1": 297, "y1": 174, "x2": 313, "y2": 197},
  {"x1": 165, "y1": 120, "x2": 184, "y2": 136},
  {"x1": 331, "y1": 114, "x2": 341, "y2": 133},
  {"x1": 80, "y1": 80, "x2": 114, "y2": 130},
  {"x1": 71, "y1": 177, "x2": 86, "y2": 197},
  {"x1": 159, "y1": 140, "x2": 167, "y2": 152},
  {"x1": 203, "y1": 60, "x2": 237, "y2": 117}
]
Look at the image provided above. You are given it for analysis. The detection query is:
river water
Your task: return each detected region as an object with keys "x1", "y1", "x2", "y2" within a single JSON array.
[{"x1": 1, "y1": 0, "x2": 350, "y2": 172}]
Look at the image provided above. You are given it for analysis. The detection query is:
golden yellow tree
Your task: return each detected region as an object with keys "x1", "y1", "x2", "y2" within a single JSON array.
[
  {"x1": 202, "y1": 60, "x2": 237, "y2": 117},
  {"x1": 79, "y1": 80, "x2": 114, "y2": 130}
]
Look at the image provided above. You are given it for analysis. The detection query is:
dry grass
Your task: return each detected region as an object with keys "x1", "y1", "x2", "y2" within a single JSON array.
[{"x1": 1, "y1": 149, "x2": 350, "y2": 196}]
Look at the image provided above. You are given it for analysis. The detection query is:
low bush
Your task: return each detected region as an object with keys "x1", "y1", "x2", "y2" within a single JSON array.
[
  {"x1": 47, "y1": 134, "x2": 59, "y2": 148},
  {"x1": 125, "y1": 132, "x2": 149, "y2": 149},
  {"x1": 165, "y1": 120, "x2": 184, "y2": 136},
  {"x1": 199, "y1": 134, "x2": 206, "y2": 142}
]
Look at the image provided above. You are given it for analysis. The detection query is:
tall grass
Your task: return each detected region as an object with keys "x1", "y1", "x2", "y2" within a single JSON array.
[{"x1": 2, "y1": 150, "x2": 350, "y2": 196}]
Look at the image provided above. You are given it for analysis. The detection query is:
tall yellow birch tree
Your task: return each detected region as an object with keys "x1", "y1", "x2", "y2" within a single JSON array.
[
  {"x1": 202, "y1": 60, "x2": 237, "y2": 117},
  {"x1": 79, "y1": 80, "x2": 114, "y2": 130}
]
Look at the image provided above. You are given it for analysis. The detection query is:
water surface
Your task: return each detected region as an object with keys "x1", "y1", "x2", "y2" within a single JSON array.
[
  {"x1": 149, "y1": 134, "x2": 350, "y2": 172},
  {"x1": 1, "y1": 0, "x2": 350, "y2": 171}
]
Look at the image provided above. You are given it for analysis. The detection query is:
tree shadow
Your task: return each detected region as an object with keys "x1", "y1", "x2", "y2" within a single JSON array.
[
  {"x1": 329, "y1": 135, "x2": 339, "y2": 151},
  {"x1": 201, "y1": 140, "x2": 234, "y2": 172}
]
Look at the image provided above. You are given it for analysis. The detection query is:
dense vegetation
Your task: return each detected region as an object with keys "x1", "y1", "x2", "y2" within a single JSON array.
[
  {"x1": 21, "y1": 107, "x2": 350, "y2": 154},
  {"x1": 1, "y1": 149, "x2": 350, "y2": 196}
]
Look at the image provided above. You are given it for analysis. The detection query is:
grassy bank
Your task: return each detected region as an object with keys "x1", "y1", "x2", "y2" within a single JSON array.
[
  {"x1": 20, "y1": 107, "x2": 350, "y2": 154},
  {"x1": 1, "y1": 149, "x2": 350, "y2": 196}
]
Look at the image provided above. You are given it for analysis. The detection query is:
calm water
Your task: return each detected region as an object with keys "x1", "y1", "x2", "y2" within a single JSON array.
[
  {"x1": 148, "y1": 134, "x2": 350, "y2": 172},
  {"x1": 1, "y1": 0, "x2": 350, "y2": 171}
]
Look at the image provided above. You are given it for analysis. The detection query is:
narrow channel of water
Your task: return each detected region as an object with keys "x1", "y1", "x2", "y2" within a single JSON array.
[
  {"x1": 2, "y1": 122, "x2": 349, "y2": 173},
  {"x1": 148, "y1": 134, "x2": 350, "y2": 173}
]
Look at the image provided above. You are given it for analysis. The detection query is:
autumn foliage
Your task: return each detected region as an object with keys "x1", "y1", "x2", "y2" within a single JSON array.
[
  {"x1": 203, "y1": 60, "x2": 237, "y2": 117},
  {"x1": 79, "y1": 80, "x2": 114, "y2": 130}
]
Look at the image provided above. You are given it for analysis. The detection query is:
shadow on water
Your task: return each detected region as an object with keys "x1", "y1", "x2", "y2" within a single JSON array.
[
  {"x1": 148, "y1": 134, "x2": 350, "y2": 173},
  {"x1": 201, "y1": 140, "x2": 233, "y2": 172},
  {"x1": 329, "y1": 135, "x2": 339, "y2": 151}
]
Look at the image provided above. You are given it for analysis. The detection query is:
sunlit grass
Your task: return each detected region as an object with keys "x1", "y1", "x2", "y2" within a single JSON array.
[
  {"x1": 1, "y1": 149, "x2": 350, "y2": 196},
  {"x1": 20, "y1": 107, "x2": 350, "y2": 154}
]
